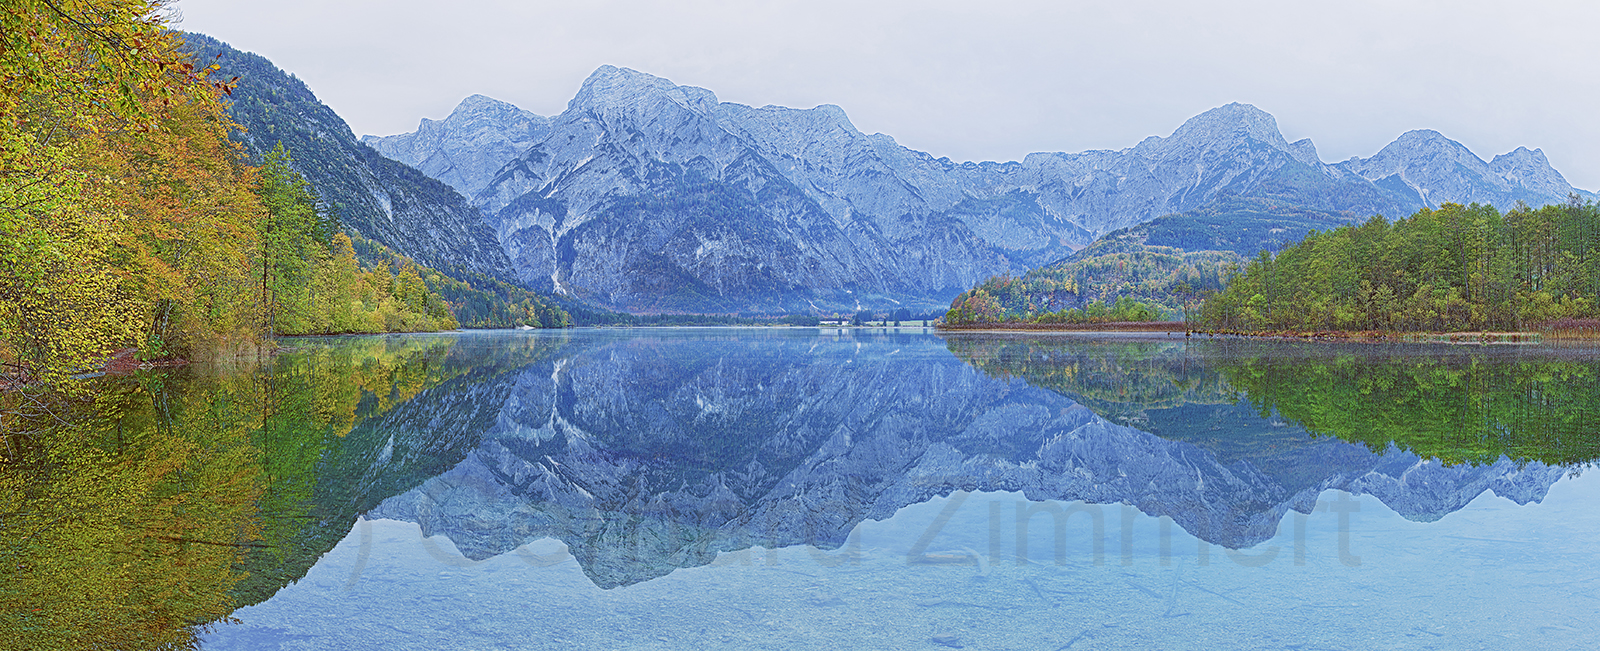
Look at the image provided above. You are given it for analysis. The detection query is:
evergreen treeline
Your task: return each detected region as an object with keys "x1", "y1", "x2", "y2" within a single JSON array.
[
  {"x1": 1198, "y1": 201, "x2": 1600, "y2": 332},
  {"x1": 943, "y1": 233, "x2": 1232, "y2": 325},
  {"x1": 1215, "y1": 345, "x2": 1600, "y2": 466}
]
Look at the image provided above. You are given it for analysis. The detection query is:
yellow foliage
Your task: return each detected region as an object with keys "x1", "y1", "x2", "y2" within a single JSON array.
[
  {"x1": 0, "y1": 377, "x2": 263, "y2": 650},
  {"x1": 2, "y1": 0, "x2": 249, "y2": 383}
]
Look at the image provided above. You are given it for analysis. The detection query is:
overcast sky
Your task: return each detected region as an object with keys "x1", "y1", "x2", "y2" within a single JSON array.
[{"x1": 179, "y1": 0, "x2": 1600, "y2": 189}]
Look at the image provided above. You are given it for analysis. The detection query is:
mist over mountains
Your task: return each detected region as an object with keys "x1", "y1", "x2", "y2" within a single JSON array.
[{"x1": 200, "y1": 36, "x2": 1587, "y2": 315}]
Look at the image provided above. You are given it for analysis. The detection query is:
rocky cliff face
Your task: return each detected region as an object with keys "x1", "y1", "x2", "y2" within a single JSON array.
[
  {"x1": 995, "y1": 103, "x2": 1408, "y2": 236},
  {"x1": 464, "y1": 67, "x2": 1007, "y2": 313},
  {"x1": 369, "y1": 66, "x2": 1591, "y2": 313},
  {"x1": 366, "y1": 333, "x2": 1567, "y2": 589},
  {"x1": 1336, "y1": 129, "x2": 1592, "y2": 210},
  {"x1": 182, "y1": 34, "x2": 519, "y2": 286},
  {"x1": 463, "y1": 71, "x2": 1411, "y2": 312},
  {"x1": 361, "y1": 95, "x2": 551, "y2": 199}
]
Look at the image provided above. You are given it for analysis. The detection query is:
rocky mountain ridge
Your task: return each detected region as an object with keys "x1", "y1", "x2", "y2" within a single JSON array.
[
  {"x1": 362, "y1": 95, "x2": 551, "y2": 200},
  {"x1": 364, "y1": 333, "x2": 1567, "y2": 589},
  {"x1": 368, "y1": 66, "x2": 1592, "y2": 313},
  {"x1": 1336, "y1": 129, "x2": 1584, "y2": 211}
]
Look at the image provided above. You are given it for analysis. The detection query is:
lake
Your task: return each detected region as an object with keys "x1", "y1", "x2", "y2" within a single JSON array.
[{"x1": 5, "y1": 328, "x2": 1598, "y2": 650}]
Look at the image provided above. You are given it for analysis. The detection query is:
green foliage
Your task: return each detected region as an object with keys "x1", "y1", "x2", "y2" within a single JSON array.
[
  {"x1": 177, "y1": 33, "x2": 570, "y2": 332},
  {"x1": 948, "y1": 337, "x2": 1239, "y2": 424},
  {"x1": 256, "y1": 149, "x2": 461, "y2": 336},
  {"x1": 179, "y1": 33, "x2": 517, "y2": 287},
  {"x1": 0, "y1": 2, "x2": 482, "y2": 412},
  {"x1": 944, "y1": 232, "x2": 1239, "y2": 325},
  {"x1": 257, "y1": 144, "x2": 327, "y2": 336},
  {"x1": 346, "y1": 238, "x2": 569, "y2": 329},
  {"x1": 2, "y1": 367, "x2": 264, "y2": 651},
  {"x1": 1, "y1": 333, "x2": 570, "y2": 648},
  {"x1": 1, "y1": 0, "x2": 235, "y2": 388},
  {"x1": 948, "y1": 336, "x2": 1600, "y2": 467},
  {"x1": 945, "y1": 277, "x2": 1177, "y2": 326},
  {"x1": 230, "y1": 334, "x2": 566, "y2": 607},
  {"x1": 1197, "y1": 200, "x2": 1600, "y2": 332},
  {"x1": 1214, "y1": 346, "x2": 1600, "y2": 467}
]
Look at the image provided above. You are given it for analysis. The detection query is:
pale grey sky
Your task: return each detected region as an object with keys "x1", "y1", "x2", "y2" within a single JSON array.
[{"x1": 178, "y1": 0, "x2": 1600, "y2": 189}]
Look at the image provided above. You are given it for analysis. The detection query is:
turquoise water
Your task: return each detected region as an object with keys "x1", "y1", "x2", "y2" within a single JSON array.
[{"x1": 186, "y1": 329, "x2": 1599, "y2": 650}]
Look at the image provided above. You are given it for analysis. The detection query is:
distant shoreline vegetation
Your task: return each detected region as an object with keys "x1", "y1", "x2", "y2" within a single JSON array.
[
  {"x1": 940, "y1": 232, "x2": 1235, "y2": 327},
  {"x1": 943, "y1": 200, "x2": 1600, "y2": 338},
  {"x1": 1195, "y1": 200, "x2": 1600, "y2": 335},
  {"x1": 945, "y1": 293, "x2": 1174, "y2": 327}
]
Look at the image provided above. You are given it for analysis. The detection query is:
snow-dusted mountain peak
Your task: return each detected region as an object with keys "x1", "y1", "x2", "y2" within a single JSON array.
[
  {"x1": 1388, "y1": 129, "x2": 1481, "y2": 158},
  {"x1": 1335, "y1": 128, "x2": 1589, "y2": 210},
  {"x1": 1288, "y1": 138, "x2": 1321, "y2": 166},
  {"x1": 1490, "y1": 146, "x2": 1577, "y2": 200},
  {"x1": 364, "y1": 64, "x2": 1593, "y2": 313},
  {"x1": 570, "y1": 65, "x2": 719, "y2": 117},
  {"x1": 1165, "y1": 102, "x2": 1291, "y2": 151},
  {"x1": 1491, "y1": 145, "x2": 1552, "y2": 172},
  {"x1": 448, "y1": 94, "x2": 527, "y2": 119},
  {"x1": 361, "y1": 93, "x2": 550, "y2": 197}
]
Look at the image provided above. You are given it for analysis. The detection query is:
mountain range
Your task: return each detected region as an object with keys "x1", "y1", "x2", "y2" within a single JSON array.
[
  {"x1": 192, "y1": 34, "x2": 1589, "y2": 315},
  {"x1": 367, "y1": 66, "x2": 1591, "y2": 313}
]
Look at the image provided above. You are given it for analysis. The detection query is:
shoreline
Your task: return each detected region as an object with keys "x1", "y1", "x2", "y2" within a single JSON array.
[
  {"x1": 934, "y1": 322, "x2": 1600, "y2": 344},
  {"x1": 1186, "y1": 328, "x2": 1554, "y2": 344},
  {"x1": 936, "y1": 321, "x2": 1189, "y2": 333}
]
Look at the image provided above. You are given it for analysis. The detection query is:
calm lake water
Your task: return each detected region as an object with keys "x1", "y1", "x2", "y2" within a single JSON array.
[{"x1": 6, "y1": 328, "x2": 1599, "y2": 650}]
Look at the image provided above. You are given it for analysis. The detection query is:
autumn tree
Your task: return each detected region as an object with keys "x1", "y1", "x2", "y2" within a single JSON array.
[
  {"x1": 1, "y1": 0, "x2": 237, "y2": 386},
  {"x1": 86, "y1": 74, "x2": 263, "y2": 360}
]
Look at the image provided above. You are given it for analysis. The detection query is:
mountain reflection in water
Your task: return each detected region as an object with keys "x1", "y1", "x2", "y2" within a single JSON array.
[
  {"x1": 364, "y1": 331, "x2": 1594, "y2": 589},
  {"x1": 6, "y1": 329, "x2": 1597, "y2": 648}
]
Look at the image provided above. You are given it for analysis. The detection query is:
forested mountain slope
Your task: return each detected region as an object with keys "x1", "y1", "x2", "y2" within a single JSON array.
[
  {"x1": 945, "y1": 231, "x2": 1242, "y2": 324},
  {"x1": 183, "y1": 34, "x2": 517, "y2": 287}
]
